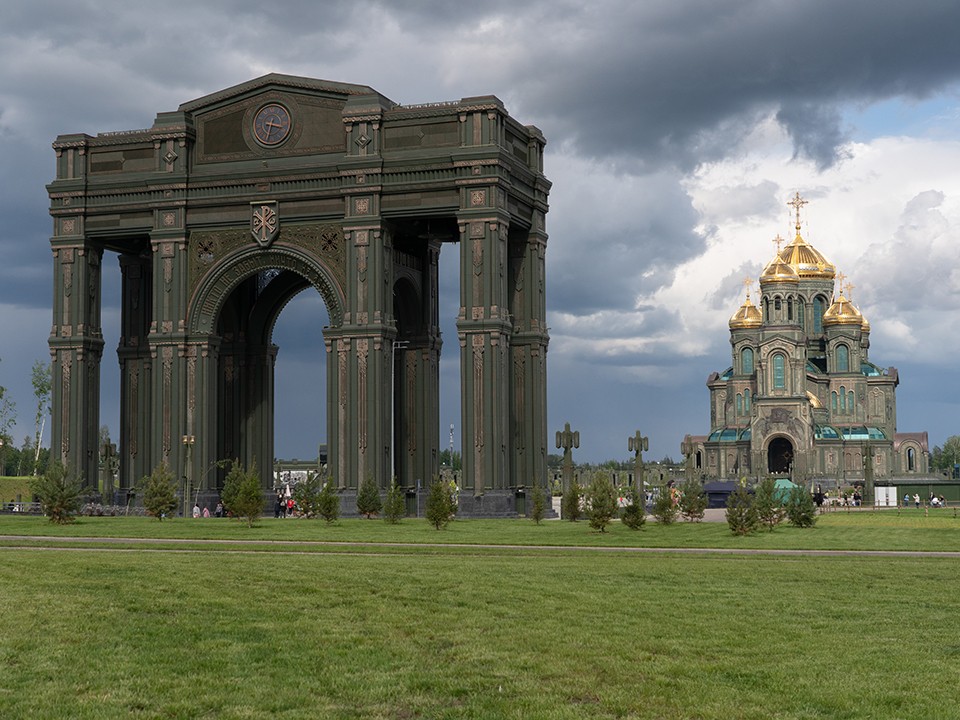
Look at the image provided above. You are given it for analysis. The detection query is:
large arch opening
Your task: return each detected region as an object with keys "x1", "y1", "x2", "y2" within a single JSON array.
[
  {"x1": 767, "y1": 437, "x2": 794, "y2": 474},
  {"x1": 214, "y1": 267, "x2": 332, "y2": 491},
  {"x1": 272, "y1": 288, "x2": 329, "y2": 468}
]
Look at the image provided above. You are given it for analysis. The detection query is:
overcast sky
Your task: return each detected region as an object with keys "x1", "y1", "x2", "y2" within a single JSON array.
[{"x1": 1, "y1": 0, "x2": 959, "y2": 465}]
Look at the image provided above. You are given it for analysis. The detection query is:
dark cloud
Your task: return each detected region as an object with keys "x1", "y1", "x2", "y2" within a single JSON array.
[{"x1": 503, "y1": 1, "x2": 960, "y2": 170}]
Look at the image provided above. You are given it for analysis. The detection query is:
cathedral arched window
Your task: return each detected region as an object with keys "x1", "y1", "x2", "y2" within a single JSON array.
[
  {"x1": 736, "y1": 394, "x2": 743, "y2": 415},
  {"x1": 762, "y1": 298, "x2": 768, "y2": 322},
  {"x1": 741, "y1": 347, "x2": 754, "y2": 375},
  {"x1": 907, "y1": 447, "x2": 916, "y2": 472},
  {"x1": 831, "y1": 391, "x2": 838, "y2": 412},
  {"x1": 848, "y1": 391, "x2": 855, "y2": 414},
  {"x1": 775, "y1": 297, "x2": 782, "y2": 315},
  {"x1": 772, "y1": 354, "x2": 786, "y2": 389},
  {"x1": 787, "y1": 298, "x2": 793, "y2": 320},
  {"x1": 797, "y1": 301, "x2": 804, "y2": 329},
  {"x1": 744, "y1": 388, "x2": 751, "y2": 412},
  {"x1": 839, "y1": 385, "x2": 846, "y2": 412},
  {"x1": 814, "y1": 296, "x2": 825, "y2": 333},
  {"x1": 836, "y1": 344, "x2": 849, "y2": 373}
]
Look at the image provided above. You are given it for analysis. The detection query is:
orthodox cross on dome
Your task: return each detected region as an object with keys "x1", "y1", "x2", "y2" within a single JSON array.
[
  {"x1": 787, "y1": 191, "x2": 808, "y2": 235},
  {"x1": 772, "y1": 234, "x2": 785, "y2": 253},
  {"x1": 845, "y1": 281, "x2": 855, "y2": 300},
  {"x1": 742, "y1": 276, "x2": 754, "y2": 299},
  {"x1": 835, "y1": 271, "x2": 847, "y2": 297}
]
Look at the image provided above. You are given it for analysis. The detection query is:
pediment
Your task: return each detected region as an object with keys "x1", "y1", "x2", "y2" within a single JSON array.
[{"x1": 180, "y1": 74, "x2": 394, "y2": 164}]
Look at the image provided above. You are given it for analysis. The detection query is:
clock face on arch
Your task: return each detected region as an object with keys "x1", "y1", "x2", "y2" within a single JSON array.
[{"x1": 252, "y1": 103, "x2": 292, "y2": 146}]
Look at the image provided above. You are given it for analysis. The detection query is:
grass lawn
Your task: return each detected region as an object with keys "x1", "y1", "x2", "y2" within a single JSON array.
[{"x1": 0, "y1": 513, "x2": 958, "y2": 719}]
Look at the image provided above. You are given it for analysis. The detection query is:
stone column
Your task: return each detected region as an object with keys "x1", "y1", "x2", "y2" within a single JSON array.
[
  {"x1": 457, "y1": 209, "x2": 511, "y2": 495},
  {"x1": 50, "y1": 221, "x2": 104, "y2": 487},
  {"x1": 147, "y1": 214, "x2": 190, "y2": 490},
  {"x1": 339, "y1": 200, "x2": 393, "y2": 490},
  {"x1": 507, "y1": 224, "x2": 549, "y2": 490}
]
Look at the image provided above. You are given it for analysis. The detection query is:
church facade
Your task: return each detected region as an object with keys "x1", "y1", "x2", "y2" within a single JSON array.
[{"x1": 688, "y1": 194, "x2": 929, "y2": 486}]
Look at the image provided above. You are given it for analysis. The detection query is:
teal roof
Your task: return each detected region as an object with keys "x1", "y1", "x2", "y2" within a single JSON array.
[
  {"x1": 806, "y1": 360, "x2": 824, "y2": 375},
  {"x1": 815, "y1": 424, "x2": 841, "y2": 440},
  {"x1": 719, "y1": 367, "x2": 733, "y2": 380},
  {"x1": 708, "y1": 427, "x2": 742, "y2": 442},
  {"x1": 840, "y1": 426, "x2": 887, "y2": 441},
  {"x1": 861, "y1": 362, "x2": 882, "y2": 377}
]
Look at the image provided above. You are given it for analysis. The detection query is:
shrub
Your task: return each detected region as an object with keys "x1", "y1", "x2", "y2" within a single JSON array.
[
  {"x1": 317, "y1": 479, "x2": 340, "y2": 524},
  {"x1": 753, "y1": 477, "x2": 786, "y2": 531},
  {"x1": 356, "y1": 473, "x2": 382, "y2": 518},
  {"x1": 561, "y1": 480, "x2": 582, "y2": 521},
  {"x1": 383, "y1": 479, "x2": 406, "y2": 523},
  {"x1": 786, "y1": 484, "x2": 818, "y2": 528},
  {"x1": 725, "y1": 483, "x2": 757, "y2": 536},
  {"x1": 221, "y1": 461, "x2": 265, "y2": 528},
  {"x1": 678, "y1": 476, "x2": 708, "y2": 522},
  {"x1": 29, "y1": 461, "x2": 81, "y2": 524},
  {"x1": 585, "y1": 471, "x2": 618, "y2": 532},
  {"x1": 620, "y1": 485, "x2": 646, "y2": 530},
  {"x1": 292, "y1": 473, "x2": 324, "y2": 519},
  {"x1": 529, "y1": 484, "x2": 546, "y2": 524},
  {"x1": 651, "y1": 485, "x2": 679, "y2": 525},
  {"x1": 425, "y1": 476, "x2": 456, "y2": 529},
  {"x1": 139, "y1": 462, "x2": 177, "y2": 521}
]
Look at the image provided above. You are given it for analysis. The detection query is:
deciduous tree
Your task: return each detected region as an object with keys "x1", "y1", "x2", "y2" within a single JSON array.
[{"x1": 30, "y1": 360, "x2": 51, "y2": 475}]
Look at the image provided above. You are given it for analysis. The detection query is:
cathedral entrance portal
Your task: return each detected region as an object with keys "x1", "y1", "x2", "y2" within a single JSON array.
[
  {"x1": 767, "y1": 437, "x2": 794, "y2": 474},
  {"x1": 47, "y1": 74, "x2": 551, "y2": 514}
]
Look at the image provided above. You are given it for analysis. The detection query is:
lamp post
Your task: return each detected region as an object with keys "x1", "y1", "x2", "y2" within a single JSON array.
[{"x1": 182, "y1": 435, "x2": 195, "y2": 517}]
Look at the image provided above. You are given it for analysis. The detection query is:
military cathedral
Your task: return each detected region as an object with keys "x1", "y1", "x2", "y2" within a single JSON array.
[{"x1": 689, "y1": 193, "x2": 929, "y2": 484}]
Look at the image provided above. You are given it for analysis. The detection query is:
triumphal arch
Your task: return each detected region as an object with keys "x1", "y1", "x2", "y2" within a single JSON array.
[{"x1": 47, "y1": 74, "x2": 550, "y2": 511}]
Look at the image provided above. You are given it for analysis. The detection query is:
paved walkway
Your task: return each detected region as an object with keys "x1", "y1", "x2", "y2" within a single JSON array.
[{"x1": 2, "y1": 533, "x2": 959, "y2": 558}]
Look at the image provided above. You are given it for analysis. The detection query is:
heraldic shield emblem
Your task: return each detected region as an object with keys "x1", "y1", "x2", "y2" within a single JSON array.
[{"x1": 251, "y1": 201, "x2": 280, "y2": 247}]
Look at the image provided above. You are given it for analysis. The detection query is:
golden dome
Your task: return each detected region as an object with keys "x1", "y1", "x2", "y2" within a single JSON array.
[
  {"x1": 861, "y1": 316, "x2": 871, "y2": 333},
  {"x1": 822, "y1": 292, "x2": 863, "y2": 326},
  {"x1": 807, "y1": 391, "x2": 823, "y2": 409},
  {"x1": 729, "y1": 295, "x2": 762, "y2": 329},
  {"x1": 759, "y1": 255, "x2": 799, "y2": 284},
  {"x1": 778, "y1": 233, "x2": 836, "y2": 279}
]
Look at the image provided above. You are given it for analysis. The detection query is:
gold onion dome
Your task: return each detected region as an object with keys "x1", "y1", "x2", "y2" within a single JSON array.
[
  {"x1": 729, "y1": 293, "x2": 762, "y2": 329},
  {"x1": 861, "y1": 315, "x2": 871, "y2": 333},
  {"x1": 779, "y1": 232, "x2": 836, "y2": 279},
  {"x1": 759, "y1": 255, "x2": 799, "y2": 284},
  {"x1": 822, "y1": 291, "x2": 863, "y2": 326}
]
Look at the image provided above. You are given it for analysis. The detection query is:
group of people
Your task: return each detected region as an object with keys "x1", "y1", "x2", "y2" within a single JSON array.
[
  {"x1": 903, "y1": 493, "x2": 948, "y2": 508},
  {"x1": 274, "y1": 495, "x2": 296, "y2": 518},
  {"x1": 192, "y1": 501, "x2": 225, "y2": 518}
]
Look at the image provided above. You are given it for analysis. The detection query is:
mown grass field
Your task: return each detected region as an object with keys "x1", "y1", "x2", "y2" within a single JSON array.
[{"x1": 1, "y1": 512, "x2": 958, "y2": 719}]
